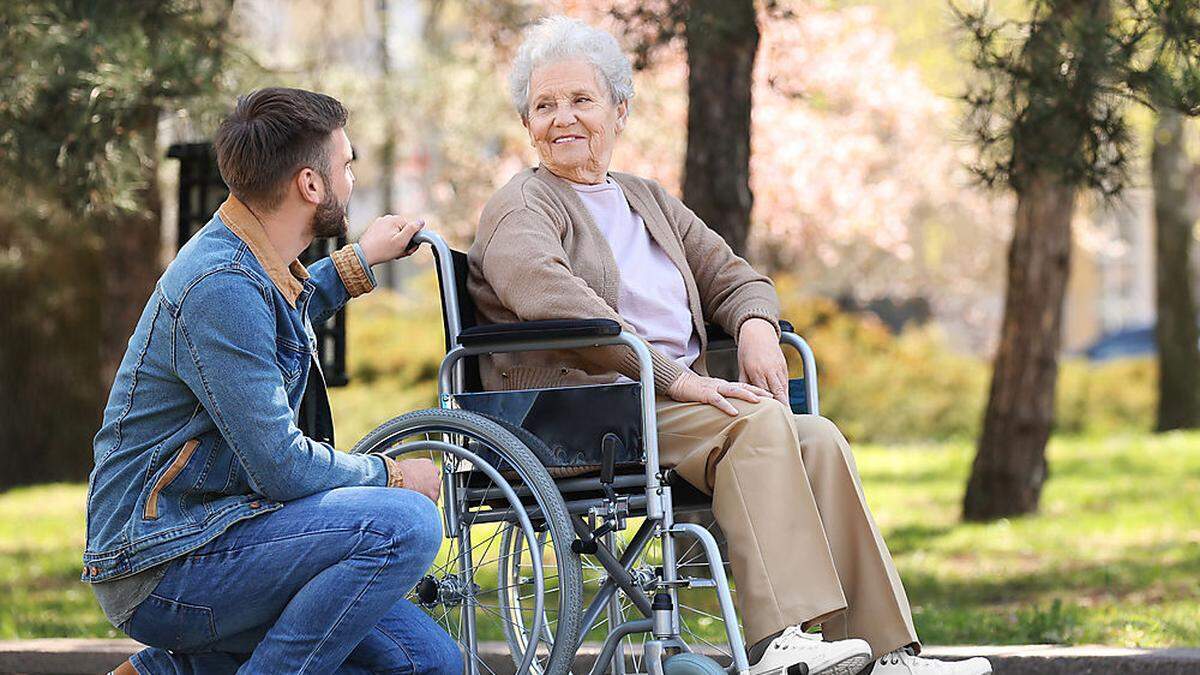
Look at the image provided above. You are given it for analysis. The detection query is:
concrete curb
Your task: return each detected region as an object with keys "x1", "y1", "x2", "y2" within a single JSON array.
[{"x1": 2, "y1": 639, "x2": 1199, "y2": 674}]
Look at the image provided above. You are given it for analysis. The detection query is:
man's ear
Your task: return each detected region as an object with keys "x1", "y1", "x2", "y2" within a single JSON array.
[
  {"x1": 615, "y1": 101, "x2": 628, "y2": 134},
  {"x1": 295, "y1": 167, "x2": 323, "y2": 206}
]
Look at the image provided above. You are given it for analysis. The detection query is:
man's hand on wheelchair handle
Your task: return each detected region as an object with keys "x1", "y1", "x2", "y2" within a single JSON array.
[
  {"x1": 358, "y1": 215, "x2": 425, "y2": 266},
  {"x1": 396, "y1": 458, "x2": 442, "y2": 503},
  {"x1": 667, "y1": 370, "x2": 773, "y2": 417},
  {"x1": 737, "y1": 317, "x2": 789, "y2": 405}
]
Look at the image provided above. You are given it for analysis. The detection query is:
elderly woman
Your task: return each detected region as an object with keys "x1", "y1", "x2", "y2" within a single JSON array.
[{"x1": 468, "y1": 16, "x2": 990, "y2": 675}]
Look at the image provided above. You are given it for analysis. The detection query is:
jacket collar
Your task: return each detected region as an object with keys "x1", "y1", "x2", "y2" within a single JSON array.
[{"x1": 216, "y1": 196, "x2": 309, "y2": 307}]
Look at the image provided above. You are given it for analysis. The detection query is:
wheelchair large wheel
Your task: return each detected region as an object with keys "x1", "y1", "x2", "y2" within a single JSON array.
[{"x1": 351, "y1": 409, "x2": 584, "y2": 675}]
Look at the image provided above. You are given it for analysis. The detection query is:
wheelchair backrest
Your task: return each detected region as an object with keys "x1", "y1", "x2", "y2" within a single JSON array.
[
  {"x1": 422, "y1": 232, "x2": 484, "y2": 391},
  {"x1": 416, "y1": 230, "x2": 819, "y2": 415}
]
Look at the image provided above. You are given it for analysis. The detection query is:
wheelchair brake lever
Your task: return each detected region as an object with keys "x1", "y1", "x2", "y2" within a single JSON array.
[{"x1": 600, "y1": 433, "x2": 620, "y2": 485}]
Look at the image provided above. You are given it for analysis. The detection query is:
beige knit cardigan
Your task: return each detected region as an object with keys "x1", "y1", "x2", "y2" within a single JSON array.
[{"x1": 467, "y1": 166, "x2": 780, "y2": 394}]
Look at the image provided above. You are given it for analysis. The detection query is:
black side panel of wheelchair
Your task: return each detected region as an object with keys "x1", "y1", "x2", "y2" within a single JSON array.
[
  {"x1": 789, "y1": 379, "x2": 810, "y2": 415},
  {"x1": 454, "y1": 382, "x2": 645, "y2": 468}
]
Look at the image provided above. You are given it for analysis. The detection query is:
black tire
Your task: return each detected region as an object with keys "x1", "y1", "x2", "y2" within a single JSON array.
[{"x1": 351, "y1": 408, "x2": 584, "y2": 675}]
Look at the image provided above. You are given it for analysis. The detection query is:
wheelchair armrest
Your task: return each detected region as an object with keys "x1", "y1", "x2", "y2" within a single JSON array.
[
  {"x1": 456, "y1": 319, "x2": 622, "y2": 347},
  {"x1": 705, "y1": 320, "x2": 797, "y2": 348}
]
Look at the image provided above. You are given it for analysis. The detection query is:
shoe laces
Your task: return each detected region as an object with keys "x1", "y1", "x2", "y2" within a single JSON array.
[
  {"x1": 879, "y1": 647, "x2": 919, "y2": 667},
  {"x1": 772, "y1": 624, "x2": 820, "y2": 648},
  {"x1": 772, "y1": 625, "x2": 822, "y2": 651}
]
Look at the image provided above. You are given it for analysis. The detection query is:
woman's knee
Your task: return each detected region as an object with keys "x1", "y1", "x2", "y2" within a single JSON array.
[
  {"x1": 740, "y1": 398, "x2": 800, "y2": 449},
  {"x1": 794, "y1": 415, "x2": 852, "y2": 463}
]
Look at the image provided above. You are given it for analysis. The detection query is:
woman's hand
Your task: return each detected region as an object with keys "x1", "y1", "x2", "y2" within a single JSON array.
[
  {"x1": 358, "y1": 215, "x2": 425, "y2": 266},
  {"x1": 737, "y1": 318, "x2": 789, "y2": 405},
  {"x1": 666, "y1": 370, "x2": 773, "y2": 416}
]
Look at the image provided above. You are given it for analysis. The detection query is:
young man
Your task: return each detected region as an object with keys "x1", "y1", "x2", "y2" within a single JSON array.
[{"x1": 84, "y1": 88, "x2": 460, "y2": 674}]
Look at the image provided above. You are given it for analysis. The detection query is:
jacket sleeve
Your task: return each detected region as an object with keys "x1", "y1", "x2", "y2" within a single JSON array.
[
  {"x1": 475, "y1": 207, "x2": 686, "y2": 393},
  {"x1": 307, "y1": 243, "x2": 376, "y2": 324},
  {"x1": 174, "y1": 270, "x2": 389, "y2": 502},
  {"x1": 660, "y1": 186, "x2": 781, "y2": 340}
]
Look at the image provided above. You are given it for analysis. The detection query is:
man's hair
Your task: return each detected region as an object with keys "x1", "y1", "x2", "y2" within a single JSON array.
[{"x1": 214, "y1": 87, "x2": 348, "y2": 209}]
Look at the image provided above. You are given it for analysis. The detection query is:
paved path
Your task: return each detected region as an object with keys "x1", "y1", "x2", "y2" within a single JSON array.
[{"x1": 2, "y1": 639, "x2": 1199, "y2": 674}]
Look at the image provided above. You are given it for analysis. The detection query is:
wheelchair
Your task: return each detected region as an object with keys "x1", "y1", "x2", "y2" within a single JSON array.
[{"x1": 350, "y1": 231, "x2": 822, "y2": 675}]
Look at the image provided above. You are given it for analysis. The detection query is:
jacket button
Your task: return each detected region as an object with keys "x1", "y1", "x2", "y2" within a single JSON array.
[
  {"x1": 249, "y1": 501, "x2": 260, "y2": 509},
  {"x1": 560, "y1": 367, "x2": 568, "y2": 374},
  {"x1": 90, "y1": 566, "x2": 100, "y2": 576},
  {"x1": 83, "y1": 566, "x2": 89, "y2": 576},
  {"x1": 501, "y1": 371, "x2": 509, "y2": 378}
]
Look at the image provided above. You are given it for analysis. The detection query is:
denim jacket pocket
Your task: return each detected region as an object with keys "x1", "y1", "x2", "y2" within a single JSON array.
[
  {"x1": 275, "y1": 339, "x2": 307, "y2": 385},
  {"x1": 144, "y1": 439, "x2": 200, "y2": 520}
]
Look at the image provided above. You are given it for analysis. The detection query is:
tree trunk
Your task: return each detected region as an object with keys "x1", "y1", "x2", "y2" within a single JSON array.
[
  {"x1": 963, "y1": 176, "x2": 1075, "y2": 520},
  {"x1": 682, "y1": 0, "x2": 757, "y2": 256},
  {"x1": 100, "y1": 108, "x2": 163, "y2": 387},
  {"x1": 1152, "y1": 109, "x2": 1200, "y2": 431},
  {"x1": 0, "y1": 199, "x2": 105, "y2": 489},
  {"x1": 377, "y1": 0, "x2": 398, "y2": 288}
]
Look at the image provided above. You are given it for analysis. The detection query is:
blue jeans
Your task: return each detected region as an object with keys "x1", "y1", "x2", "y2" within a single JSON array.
[{"x1": 122, "y1": 486, "x2": 460, "y2": 674}]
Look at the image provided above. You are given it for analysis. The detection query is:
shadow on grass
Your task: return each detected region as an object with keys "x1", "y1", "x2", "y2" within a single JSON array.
[
  {"x1": 901, "y1": 541, "x2": 1200, "y2": 605},
  {"x1": 856, "y1": 465, "x2": 965, "y2": 487},
  {"x1": 882, "y1": 523, "x2": 956, "y2": 556}
]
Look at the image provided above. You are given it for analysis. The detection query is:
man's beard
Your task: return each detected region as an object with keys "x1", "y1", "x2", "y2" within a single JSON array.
[{"x1": 311, "y1": 188, "x2": 349, "y2": 239}]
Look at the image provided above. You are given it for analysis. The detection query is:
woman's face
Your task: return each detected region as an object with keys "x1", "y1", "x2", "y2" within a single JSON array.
[{"x1": 524, "y1": 59, "x2": 626, "y2": 185}]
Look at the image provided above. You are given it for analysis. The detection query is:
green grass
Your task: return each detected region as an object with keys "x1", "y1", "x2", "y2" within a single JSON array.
[
  {"x1": 3, "y1": 432, "x2": 1198, "y2": 646},
  {"x1": 863, "y1": 432, "x2": 1200, "y2": 646}
]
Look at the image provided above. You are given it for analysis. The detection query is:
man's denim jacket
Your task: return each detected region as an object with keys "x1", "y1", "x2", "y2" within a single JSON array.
[{"x1": 82, "y1": 196, "x2": 387, "y2": 584}]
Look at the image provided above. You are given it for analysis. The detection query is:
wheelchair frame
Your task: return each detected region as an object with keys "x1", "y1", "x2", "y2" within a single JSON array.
[{"x1": 415, "y1": 230, "x2": 821, "y2": 675}]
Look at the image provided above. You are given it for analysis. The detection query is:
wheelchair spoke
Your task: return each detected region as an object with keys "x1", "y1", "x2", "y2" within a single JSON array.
[
  {"x1": 475, "y1": 572, "x2": 558, "y2": 596},
  {"x1": 680, "y1": 614, "x2": 732, "y2": 660},
  {"x1": 474, "y1": 602, "x2": 555, "y2": 670}
]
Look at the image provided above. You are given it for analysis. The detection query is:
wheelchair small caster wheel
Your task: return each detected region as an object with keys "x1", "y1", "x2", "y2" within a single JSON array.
[{"x1": 663, "y1": 653, "x2": 728, "y2": 675}]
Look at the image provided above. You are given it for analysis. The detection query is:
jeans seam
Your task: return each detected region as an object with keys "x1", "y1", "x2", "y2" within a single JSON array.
[
  {"x1": 300, "y1": 529, "x2": 398, "y2": 673},
  {"x1": 185, "y1": 526, "x2": 389, "y2": 558},
  {"x1": 372, "y1": 623, "x2": 418, "y2": 674}
]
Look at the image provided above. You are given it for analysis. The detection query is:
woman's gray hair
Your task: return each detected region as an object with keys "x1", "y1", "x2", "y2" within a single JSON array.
[{"x1": 508, "y1": 15, "x2": 635, "y2": 118}]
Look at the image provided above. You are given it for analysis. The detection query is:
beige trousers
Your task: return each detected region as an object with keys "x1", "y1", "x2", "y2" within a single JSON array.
[{"x1": 656, "y1": 396, "x2": 919, "y2": 657}]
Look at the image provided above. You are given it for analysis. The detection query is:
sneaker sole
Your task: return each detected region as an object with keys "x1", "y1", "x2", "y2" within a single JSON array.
[
  {"x1": 811, "y1": 653, "x2": 873, "y2": 675},
  {"x1": 755, "y1": 652, "x2": 872, "y2": 675}
]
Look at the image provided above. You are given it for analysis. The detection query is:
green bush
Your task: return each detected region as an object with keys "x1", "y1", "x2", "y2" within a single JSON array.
[
  {"x1": 333, "y1": 274, "x2": 1158, "y2": 445},
  {"x1": 777, "y1": 291, "x2": 989, "y2": 442},
  {"x1": 1055, "y1": 357, "x2": 1156, "y2": 435}
]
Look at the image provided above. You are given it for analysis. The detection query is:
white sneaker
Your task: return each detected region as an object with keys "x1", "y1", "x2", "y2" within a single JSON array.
[
  {"x1": 749, "y1": 625, "x2": 873, "y2": 675},
  {"x1": 867, "y1": 648, "x2": 992, "y2": 674}
]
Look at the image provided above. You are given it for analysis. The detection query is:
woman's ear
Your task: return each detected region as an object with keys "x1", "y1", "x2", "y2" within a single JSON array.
[
  {"x1": 523, "y1": 117, "x2": 537, "y2": 148},
  {"x1": 615, "y1": 101, "x2": 628, "y2": 134},
  {"x1": 295, "y1": 167, "x2": 322, "y2": 206}
]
